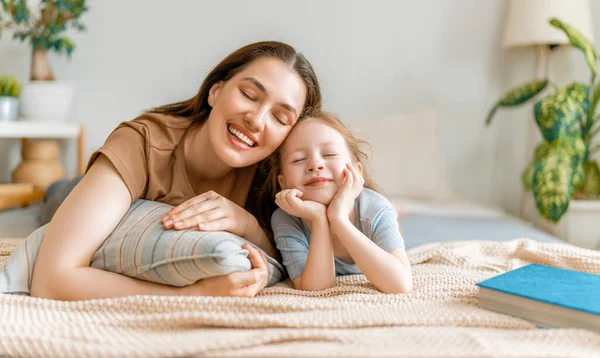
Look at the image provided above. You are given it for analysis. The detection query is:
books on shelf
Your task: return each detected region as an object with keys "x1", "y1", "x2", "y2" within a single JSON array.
[{"x1": 476, "y1": 264, "x2": 600, "y2": 333}]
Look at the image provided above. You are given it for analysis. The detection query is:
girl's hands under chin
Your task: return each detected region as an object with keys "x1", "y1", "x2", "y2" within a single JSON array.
[
  {"x1": 275, "y1": 189, "x2": 326, "y2": 221},
  {"x1": 161, "y1": 190, "x2": 256, "y2": 237},
  {"x1": 327, "y1": 163, "x2": 364, "y2": 223}
]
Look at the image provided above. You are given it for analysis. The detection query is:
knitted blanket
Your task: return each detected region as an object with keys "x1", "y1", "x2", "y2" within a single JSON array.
[{"x1": 1, "y1": 238, "x2": 599, "y2": 358}]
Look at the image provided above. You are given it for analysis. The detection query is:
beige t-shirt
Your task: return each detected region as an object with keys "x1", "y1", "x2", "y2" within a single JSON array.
[{"x1": 86, "y1": 113, "x2": 257, "y2": 208}]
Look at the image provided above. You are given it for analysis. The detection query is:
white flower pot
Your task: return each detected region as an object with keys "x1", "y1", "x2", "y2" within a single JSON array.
[
  {"x1": 525, "y1": 197, "x2": 600, "y2": 250},
  {"x1": 19, "y1": 81, "x2": 73, "y2": 122},
  {"x1": 0, "y1": 97, "x2": 19, "y2": 122}
]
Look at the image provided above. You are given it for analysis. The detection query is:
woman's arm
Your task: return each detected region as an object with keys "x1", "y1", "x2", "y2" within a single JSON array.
[
  {"x1": 242, "y1": 217, "x2": 279, "y2": 260},
  {"x1": 160, "y1": 191, "x2": 279, "y2": 259},
  {"x1": 30, "y1": 155, "x2": 268, "y2": 300},
  {"x1": 329, "y1": 218, "x2": 413, "y2": 294},
  {"x1": 293, "y1": 217, "x2": 336, "y2": 291}
]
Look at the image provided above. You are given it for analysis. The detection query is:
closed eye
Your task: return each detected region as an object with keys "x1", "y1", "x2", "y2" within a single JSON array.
[
  {"x1": 323, "y1": 154, "x2": 338, "y2": 157},
  {"x1": 273, "y1": 113, "x2": 288, "y2": 126},
  {"x1": 240, "y1": 88, "x2": 256, "y2": 101},
  {"x1": 291, "y1": 158, "x2": 306, "y2": 164}
]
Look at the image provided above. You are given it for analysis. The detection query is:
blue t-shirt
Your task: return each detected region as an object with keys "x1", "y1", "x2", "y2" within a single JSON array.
[{"x1": 271, "y1": 188, "x2": 405, "y2": 280}]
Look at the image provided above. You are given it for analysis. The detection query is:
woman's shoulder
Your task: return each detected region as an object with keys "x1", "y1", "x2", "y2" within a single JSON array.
[
  {"x1": 119, "y1": 112, "x2": 194, "y2": 148},
  {"x1": 126, "y1": 112, "x2": 193, "y2": 131}
]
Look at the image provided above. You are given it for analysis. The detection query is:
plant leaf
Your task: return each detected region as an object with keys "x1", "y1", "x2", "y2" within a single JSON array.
[
  {"x1": 550, "y1": 18, "x2": 597, "y2": 76},
  {"x1": 534, "y1": 82, "x2": 589, "y2": 143},
  {"x1": 532, "y1": 135, "x2": 587, "y2": 222},
  {"x1": 486, "y1": 79, "x2": 548, "y2": 126},
  {"x1": 522, "y1": 142, "x2": 550, "y2": 191},
  {"x1": 580, "y1": 160, "x2": 600, "y2": 197}
]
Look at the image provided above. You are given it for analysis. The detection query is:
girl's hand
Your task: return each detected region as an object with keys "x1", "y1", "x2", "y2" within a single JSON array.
[
  {"x1": 161, "y1": 190, "x2": 256, "y2": 237},
  {"x1": 183, "y1": 243, "x2": 269, "y2": 297},
  {"x1": 275, "y1": 189, "x2": 326, "y2": 222},
  {"x1": 327, "y1": 163, "x2": 364, "y2": 223}
]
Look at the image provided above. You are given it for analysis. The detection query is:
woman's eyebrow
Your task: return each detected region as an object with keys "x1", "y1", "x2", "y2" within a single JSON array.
[{"x1": 242, "y1": 77, "x2": 298, "y2": 118}]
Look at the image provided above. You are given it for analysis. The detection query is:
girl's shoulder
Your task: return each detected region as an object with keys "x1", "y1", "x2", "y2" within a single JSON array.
[
  {"x1": 271, "y1": 207, "x2": 304, "y2": 227},
  {"x1": 356, "y1": 188, "x2": 397, "y2": 221}
]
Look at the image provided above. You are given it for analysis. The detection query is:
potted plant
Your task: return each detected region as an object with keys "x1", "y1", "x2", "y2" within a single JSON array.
[
  {"x1": 0, "y1": 0, "x2": 88, "y2": 121},
  {"x1": 486, "y1": 18, "x2": 600, "y2": 249},
  {"x1": 0, "y1": 74, "x2": 20, "y2": 121}
]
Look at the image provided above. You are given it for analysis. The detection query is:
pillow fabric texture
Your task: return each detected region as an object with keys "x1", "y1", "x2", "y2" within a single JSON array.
[{"x1": 1, "y1": 199, "x2": 284, "y2": 295}]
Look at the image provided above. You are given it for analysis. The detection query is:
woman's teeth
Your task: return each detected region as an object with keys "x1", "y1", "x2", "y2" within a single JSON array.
[{"x1": 228, "y1": 125, "x2": 255, "y2": 147}]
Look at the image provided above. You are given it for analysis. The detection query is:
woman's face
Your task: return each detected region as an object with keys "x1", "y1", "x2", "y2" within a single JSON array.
[
  {"x1": 206, "y1": 57, "x2": 307, "y2": 168},
  {"x1": 277, "y1": 119, "x2": 359, "y2": 205}
]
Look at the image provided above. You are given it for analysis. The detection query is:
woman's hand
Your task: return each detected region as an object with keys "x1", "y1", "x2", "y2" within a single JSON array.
[
  {"x1": 275, "y1": 189, "x2": 326, "y2": 222},
  {"x1": 327, "y1": 163, "x2": 364, "y2": 223},
  {"x1": 183, "y1": 243, "x2": 269, "y2": 297},
  {"x1": 161, "y1": 190, "x2": 255, "y2": 237}
]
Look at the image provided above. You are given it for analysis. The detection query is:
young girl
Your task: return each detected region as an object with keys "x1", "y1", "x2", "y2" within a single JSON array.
[{"x1": 267, "y1": 112, "x2": 413, "y2": 293}]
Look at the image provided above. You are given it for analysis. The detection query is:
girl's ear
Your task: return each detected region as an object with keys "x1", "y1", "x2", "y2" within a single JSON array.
[
  {"x1": 356, "y1": 162, "x2": 363, "y2": 175},
  {"x1": 277, "y1": 174, "x2": 286, "y2": 189},
  {"x1": 208, "y1": 82, "x2": 223, "y2": 107}
]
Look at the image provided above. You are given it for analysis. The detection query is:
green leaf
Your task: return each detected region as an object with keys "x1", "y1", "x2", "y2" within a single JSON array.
[
  {"x1": 532, "y1": 135, "x2": 587, "y2": 222},
  {"x1": 59, "y1": 37, "x2": 74, "y2": 56},
  {"x1": 522, "y1": 142, "x2": 551, "y2": 191},
  {"x1": 534, "y1": 82, "x2": 589, "y2": 143},
  {"x1": 532, "y1": 147, "x2": 573, "y2": 222},
  {"x1": 584, "y1": 80, "x2": 600, "y2": 137},
  {"x1": 580, "y1": 160, "x2": 600, "y2": 197},
  {"x1": 0, "y1": 74, "x2": 20, "y2": 97},
  {"x1": 486, "y1": 79, "x2": 548, "y2": 126},
  {"x1": 550, "y1": 18, "x2": 597, "y2": 76},
  {"x1": 13, "y1": 0, "x2": 29, "y2": 24}
]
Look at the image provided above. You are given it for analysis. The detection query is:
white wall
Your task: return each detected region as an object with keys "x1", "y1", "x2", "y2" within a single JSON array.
[{"x1": 0, "y1": 0, "x2": 598, "y2": 215}]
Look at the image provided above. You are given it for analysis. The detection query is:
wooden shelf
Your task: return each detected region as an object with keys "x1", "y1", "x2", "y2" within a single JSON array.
[
  {"x1": 0, "y1": 121, "x2": 81, "y2": 138},
  {"x1": 0, "y1": 189, "x2": 44, "y2": 210},
  {"x1": 0, "y1": 121, "x2": 86, "y2": 210}
]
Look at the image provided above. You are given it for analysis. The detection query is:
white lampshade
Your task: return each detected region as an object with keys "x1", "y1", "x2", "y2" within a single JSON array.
[{"x1": 503, "y1": 0, "x2": 594, "y2": 49}]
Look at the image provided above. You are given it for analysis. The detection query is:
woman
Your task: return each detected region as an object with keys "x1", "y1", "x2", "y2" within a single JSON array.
[{"x1": 29, "y1": 41, "x2": 322, "y2": 300}]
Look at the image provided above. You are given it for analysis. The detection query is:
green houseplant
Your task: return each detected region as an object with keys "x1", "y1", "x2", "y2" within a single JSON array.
[
  {"x1": 0, "y1": 74, "x2": 21, "y2": 121},
  {"x1": 0, "y1": 0, "x2": 88, "y2": 121},
  {"x1": 487, "y1": 18, "x2": 600, "y2": 223},
  {"x1": 0, "y1": 74, "x2": 20, "y2": 97},
  {"x1": 0, "y1": 0, "x2": 88, "y2": 81}
]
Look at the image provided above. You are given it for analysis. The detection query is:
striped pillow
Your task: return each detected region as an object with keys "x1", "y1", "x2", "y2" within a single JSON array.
[{"x1": 0, "y1": 199, "x2": 285, "y2": 295}]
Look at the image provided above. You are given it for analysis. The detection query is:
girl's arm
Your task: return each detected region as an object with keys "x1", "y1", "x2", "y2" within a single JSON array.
[
  {"x1": 293, "y1": 216, "x2": 336, "y2": 291},
  {"x1": 329, "y1": 218, "x2": 413, "y2": 294},
  {"x1": 273, "y1": 189, "x2": 336, "y2": 291},
  {"x1": 30, "y1": 155, "x2": 268, "y2": 300}
]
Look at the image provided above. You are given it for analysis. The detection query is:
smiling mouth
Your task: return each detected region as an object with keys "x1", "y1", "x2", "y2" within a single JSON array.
[
  {"x1": 228, "y1": 124, "x2": 256, "y2": 147},
  {"x1": 305, "y1": 178, "x2": 333, "y2": 186}
]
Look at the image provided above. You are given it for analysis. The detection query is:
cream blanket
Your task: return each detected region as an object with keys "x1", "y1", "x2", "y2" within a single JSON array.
[{"x1": 1, "y1": 238, "x2": 599, "y2": 358}]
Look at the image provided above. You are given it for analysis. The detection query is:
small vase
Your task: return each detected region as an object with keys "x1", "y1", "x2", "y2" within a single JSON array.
[
  {"x1": 12, "y1": 140, "x2": 65, "y2": 191},
  {"x1": 0, "y1": 96, "x2": 19, "y2": 122},
  {"x1": 19, "y1": 81, "x2": 73, "y2": 122}
]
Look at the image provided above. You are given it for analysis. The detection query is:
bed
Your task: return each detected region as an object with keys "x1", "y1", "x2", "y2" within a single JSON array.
[
  {"x1": 0, "y1": 110, "x2": 598, "y2": 357},
  {"x1": 2, "y1": 198, "x2": 599, "y2": 357}
]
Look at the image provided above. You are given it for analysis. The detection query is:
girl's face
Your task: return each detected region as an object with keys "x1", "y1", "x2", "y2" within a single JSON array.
[
  {"x1": 206, "y1": 57, "x2": 307, "y2": 168},
  {"x1": 277, "y1": 119, "x2": 361, "y2": 205}
]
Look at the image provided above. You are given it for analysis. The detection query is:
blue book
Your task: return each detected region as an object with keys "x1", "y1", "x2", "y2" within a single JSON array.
[{"x1": 476, "y1": 264, "x2": 600, "y2": 333}]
